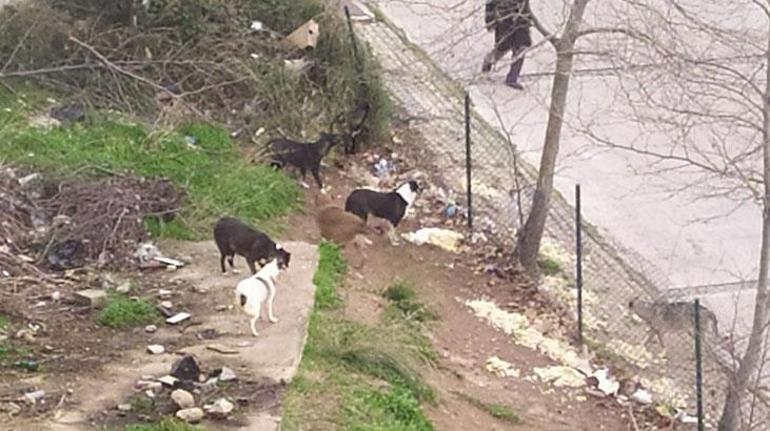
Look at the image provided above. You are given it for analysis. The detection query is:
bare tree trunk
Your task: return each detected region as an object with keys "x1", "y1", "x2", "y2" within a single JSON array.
[
  {"x1": 515, "y1": 0, "x2": 590, "y2": 274},
  {"x1": 717, "y1": 29, "x2": 770, "y2": 431}
]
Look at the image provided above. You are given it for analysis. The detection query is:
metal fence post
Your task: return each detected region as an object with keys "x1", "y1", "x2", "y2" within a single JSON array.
[
  {"x1": 694, "y1": 299, "x2": 704, "y2": 431},
  {"x1": 344, "y1": 6, "x2": 363, "y2": 72},
  {"x1": 465, "y1": 92, "x2": 473, "y2": 229},
  {"x1": 575, "y1": 184, "x2": 583, "y2": 344}
]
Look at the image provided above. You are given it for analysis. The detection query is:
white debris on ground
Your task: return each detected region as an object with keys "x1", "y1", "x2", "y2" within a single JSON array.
[
  {"x1": 485, "y1": 356, "x2": 520, "y2": 378},
  {"x1": 538, "y1": 238, "x2": 573, "y2": 269},
  {"x1": 466, "y1": 298, "x2": 589, "y2": 372},
  {"x1": 533, "y1": 366, "x2": 586, "y2": 388},
  {"x1": 402, "y1": 228, "x2": 464, "y2": 253}
]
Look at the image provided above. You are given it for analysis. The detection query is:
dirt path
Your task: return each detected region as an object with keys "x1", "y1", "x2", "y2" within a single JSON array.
[{"x1": 36, "y1": 240, "x2": 318, "y2": 431}]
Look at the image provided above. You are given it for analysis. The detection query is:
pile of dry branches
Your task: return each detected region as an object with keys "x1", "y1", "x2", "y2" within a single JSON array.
[
  {"x1": 0, "y1": 0, "x2": 351, "y2": 133},
  {"x1": 0, "y1": 167, "x2": 184, "y2": 279}
]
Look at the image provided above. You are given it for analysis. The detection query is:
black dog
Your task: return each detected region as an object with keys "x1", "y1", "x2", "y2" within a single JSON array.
[
  {"x1": 213, "y1": 217, "x2": 290, "y2": 274},
  {"x1": 332, "y1": 101, "x2": 369, "y2": 155},
  {"x1": 268, "y1": 133, "x2": 339, "y2": 188},
  {"x1": 345, "y1": 181, "x2": 420, "y2": 227}
]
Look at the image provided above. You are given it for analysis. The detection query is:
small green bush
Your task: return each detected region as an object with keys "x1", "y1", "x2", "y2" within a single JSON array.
[
  {"x1": 312, "y1": 241, "x2": 347, "y2": 309},
  {"x1": 98, "y1": 295, "x2": 159, "y2": 329}
]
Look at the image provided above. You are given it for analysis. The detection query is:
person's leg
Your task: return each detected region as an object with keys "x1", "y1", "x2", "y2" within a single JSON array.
[
  {"x1": 482, "y1": 44, "x2": 507, "y2": 73},
  {"x1": 505, "y1": 45, "x2": 526, "y2": 89}
]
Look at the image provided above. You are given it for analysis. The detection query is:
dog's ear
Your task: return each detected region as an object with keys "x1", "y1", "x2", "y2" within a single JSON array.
[{"x1": 409, "y1": 180, "x2": 420, "y2": 192}]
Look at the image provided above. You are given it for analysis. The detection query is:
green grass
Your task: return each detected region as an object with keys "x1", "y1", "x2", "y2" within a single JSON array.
[
  {"x1": 537, "y1": 254, "x2": 562, "y2": 276},
  {"x1": 98, "y1": 295, "x2": 159, "y2": 329},
  {"x1": 0, "y1": 314, "x2": 8, "y2": 331},
  {"x1": 343, "y1": 386, "x2": 433, "y2": 431},
  {"x1": 127, "y1": 393, "x2": 156, "y2": 416},
  {"x1": 455, "y1": 392, "x2": 520, "y2": 425},
  {"x1": 123, "y1": 418, "x2": 202, "y2": 431},
  {"x1": 0, "y1": 92, "x2": 302, "y2": 239},
  {"x1": 382, "y1": 280, "x2": 437, "y2": 323},
  {"x1": 312, "y1": 241, "x2": 348, "y2": 309},
  {"x1": 282, "y1": 245, "x2": 435, "y2": 430}
]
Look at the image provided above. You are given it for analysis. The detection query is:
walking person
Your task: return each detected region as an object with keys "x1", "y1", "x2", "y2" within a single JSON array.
[{"x1": 482, "y1": 0, "x2": 532, "y2": 90}]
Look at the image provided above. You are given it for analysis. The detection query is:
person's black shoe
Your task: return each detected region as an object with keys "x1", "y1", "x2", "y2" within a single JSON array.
[
  {"x1": 481, "y1": 61, "x2": 492, "y2": 73},
  {"x1": 505, "y1": 81, "x2": 524, "y2": 90}
]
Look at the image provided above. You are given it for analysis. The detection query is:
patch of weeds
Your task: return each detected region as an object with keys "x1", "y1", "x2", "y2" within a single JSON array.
[
  {"x1": 0, "y1": 314, "x2": 9, "y2": 331},
  {"x1": 124, "y1": 417, "x2": 201, "y2": 431},
  {"x1": 382, "y1": 280, "x2": 437, "y2": 323},
  {"x1": 127, "y1": 394, "x2": 155, "y2": 416},
  {"x1": 283, "y1": 242, "x2": 435, "y2": 431},
  {"x1": 312, "y1": 241, "x2": 347, "y2": 309},
  {"x1": 455, "y1": 392, "x2": 520, "y2": 425},
  {"x1": 98, "y1": 295, "x2": 159, "y2": 329},
  {"x1": 0, "y1": 346, "x2": 7, "y2": 360},
  {"x1": 537, "y1": 254, "x2": 562, "y2": 276},
  {"x1": 0, "y1": 114, "x2": 302, "y2": 239},
  {"x1": 343, "y1": 386, "x2": 434, "y2": 431}
]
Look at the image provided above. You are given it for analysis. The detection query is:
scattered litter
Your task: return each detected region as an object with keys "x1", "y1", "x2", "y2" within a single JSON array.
[
  {"x1": 197, "y1": 328, "x2": 219, "y2": 340},
  {"x1": 485, "y1": 356, "x2": 520, "y2": 378},
  {"x1": 15, "y1": 359, "x2": 39, "y2": 372},
  {"x1": 49, "y1": 103, "x2": 85, "y2": 124},
  {"x1": 372, "y1": 158, "x2": 395, "y2": 179},
  {"x1": 29, "y1": 114, "x2": 61, "y2": 130},
  {"x1": 631, "y1": 388, "x2": 653, "y2": 405},
  {"x1": 166, "y1": 312, "x2": 191, "y2": 325},
  {"x1": 282, "y1": 19, "x2": 319, "y2": 50},
  {"x1": 171, "y1": 355, "x2": 201, "y2": 382},
  {"x1": 160, "y1": 300, "x2": 173, "y2": 309},
  {"x1": 158, "y1": 289, "x2": 173, "y2": 299},
  {"x1": 136, "y1": 380, "x2": 162, "y2": 391},
  {"x1": 145, "y1": 389, "x2": 156, "y2": 399},
  {"x1": 206, "y1": 344, "x2": 239, "y2": 355},
  {"x1": 215, "y1": 367, "x2": 237, "y2": 381},
  {"x1": 51, "y1": 291, "x2": 61, "y2": 301},
  {"x1": 533, "y1": 366, "x2": 585, "y2": 388},
  {"x1": 171, "y1": 389, "x2": 195, "y2": 409},
  {"x1": 176, "y1": 407, "x2": 204, "y2": 424},
  {"x1": 284, "y1": 58, "x2": 313, "y2": 74},
  {"x1": 592, "y1": 368, "x2": 620, "y2": 396},
  {"x1": 249, "y1": 20, "x2": 263, "y2": 31},
  {"x1": 145, "y1": 325, "x2": 158, "y2": 333},
  {"x1": 115, "y1": 281, "x2": 132, "y2": 294},
  {"x1": 135, "y1": 243, "x2": 161, "y2": 263},
  {"x1": 147, "y1": 344, "x2": 165, "y2": 355},
  {"x1": 402, "y1": 228, "x2": 464, "y2": 252},
  {"x1": 154, "y1": 256, "x2": 185, "y2": 267},
  {"x1": 343, "y1": 1, "x2": 376, "y2": 22},
  {"x1": 23, "y1": 390, "x2": 45, "y2": 404},
  {"x1": 117, "y1": 403, "x2": 132, "y2": 412},
  {"x1": 18, "y1": 173, "x2": 41, "y2": 187},
  {"x1": 204, "y1": 398, "x2": 234, "y2": 417},
  {"x1": 46, "y1": 239, "x2": 86, "y2": 270},
  {"x1": 183, "y1": 135, "x2": 198, "y2": 149},
  {"x1": 157, "y1": 375, "x2": 178, "y2": 387}
]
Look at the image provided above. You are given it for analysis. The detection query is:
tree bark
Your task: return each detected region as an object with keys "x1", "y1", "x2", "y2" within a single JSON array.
[
  {"x1": 717, "y1": 26, "x2": 770, "y2": 431},
  {"x1": 515, "y1": 0, "x2": 590, "y2": 274}
]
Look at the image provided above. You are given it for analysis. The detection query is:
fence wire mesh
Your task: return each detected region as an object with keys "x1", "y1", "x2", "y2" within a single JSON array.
[{"x1": 354, "y1": 17, "x2": 770, "y2": 431}]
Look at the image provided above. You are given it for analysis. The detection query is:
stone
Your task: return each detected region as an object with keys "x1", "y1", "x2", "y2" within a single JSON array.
[
  {"x1": 1, "y1": 402, "x2": 22, "y2": 415},
  {"x1": 171, "y1": 389, "x2": 195, "y2": 409},
  {"x1": 115, "y1": 281, "x2": 132, "y2": 294},
  {"x1": 117, "y1": 403, "x2": 132, "y2": 412},
  {"x1": 158, "y1": 289, "x2": 173, "y2": 299},
  {"x1": 147, "y1": 344, "x2": 165, "y2": 355},
  {"x1": 171, "y1": 356, "x2": 201, "y2": 381},
  {"x1": 160, "y1": 301, "x2": 173, "y2": 309},
  {"x1": 204, "y1": 398, "x2": 234, "y2": 417},
  {"x1": 135, "y1": 380, "x2": 162, "y2": 391},
  {"x1": 145, "y1": 325, "x2": 158, "y2": 333},
  {"x1": 206, "y1": 344, "x2": 238, "y2": 355},
  {"x1": 73, "y1": 289, "x2": 107, "y2": 307},
  {"x1": 176, "y1": 407, "x2": 204, "y2": 423},
  {"x1": 217, "y1": 367, "x2": 236, "y2": 382}
]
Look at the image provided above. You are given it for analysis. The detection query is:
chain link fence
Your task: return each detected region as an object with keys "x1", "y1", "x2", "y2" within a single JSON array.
[{"x1": 352, "y1": 14, "x2": 770, "y2": 430}]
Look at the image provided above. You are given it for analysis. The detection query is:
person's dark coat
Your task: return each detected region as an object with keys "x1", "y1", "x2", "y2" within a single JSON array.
[{"x1": 485, "y1": 0, "x2": 532, "y2": 51}]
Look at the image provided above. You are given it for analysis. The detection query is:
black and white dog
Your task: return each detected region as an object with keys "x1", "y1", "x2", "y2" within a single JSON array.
[
  {"x1": 213, "y1": 217, "x2": 291, "y2": 274},
  {"x1": 344, "y1": 180, "x2": 420, "y2": 244},
  {"x1": 235, "y1": 257, "x2": 288, "y2": 336},
  {"x1": 268, "y1": 132, "x2": 339, "y2": 189}
]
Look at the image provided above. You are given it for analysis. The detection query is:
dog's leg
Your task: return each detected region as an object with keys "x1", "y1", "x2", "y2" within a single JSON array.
[
  {"x1": 250, "y1": 317, "x2": 259, "y2": 337},
  {"x1": 311, "y1": 167, "x2": 323, "y2": 189},
  {"x1": 220, "y1": 254, "x2": 227, "y2": 273},
  {"x1": 267, "y1": 278, "x2": 278, "y2": 323},
  {"x1": 247, "y1": 258, "x2": 257, "y2": 275},
  {"x1": 387, "y1": 225, "x2": 400, "y2": 246},
  {"x1": 228, "y1": 254, "x2": 234, "y2": 269}
]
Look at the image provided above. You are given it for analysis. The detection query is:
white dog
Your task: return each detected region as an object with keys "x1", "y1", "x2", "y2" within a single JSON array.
[{"x1": 234, "y1": 257, "x2": 287, "y2": 336}]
